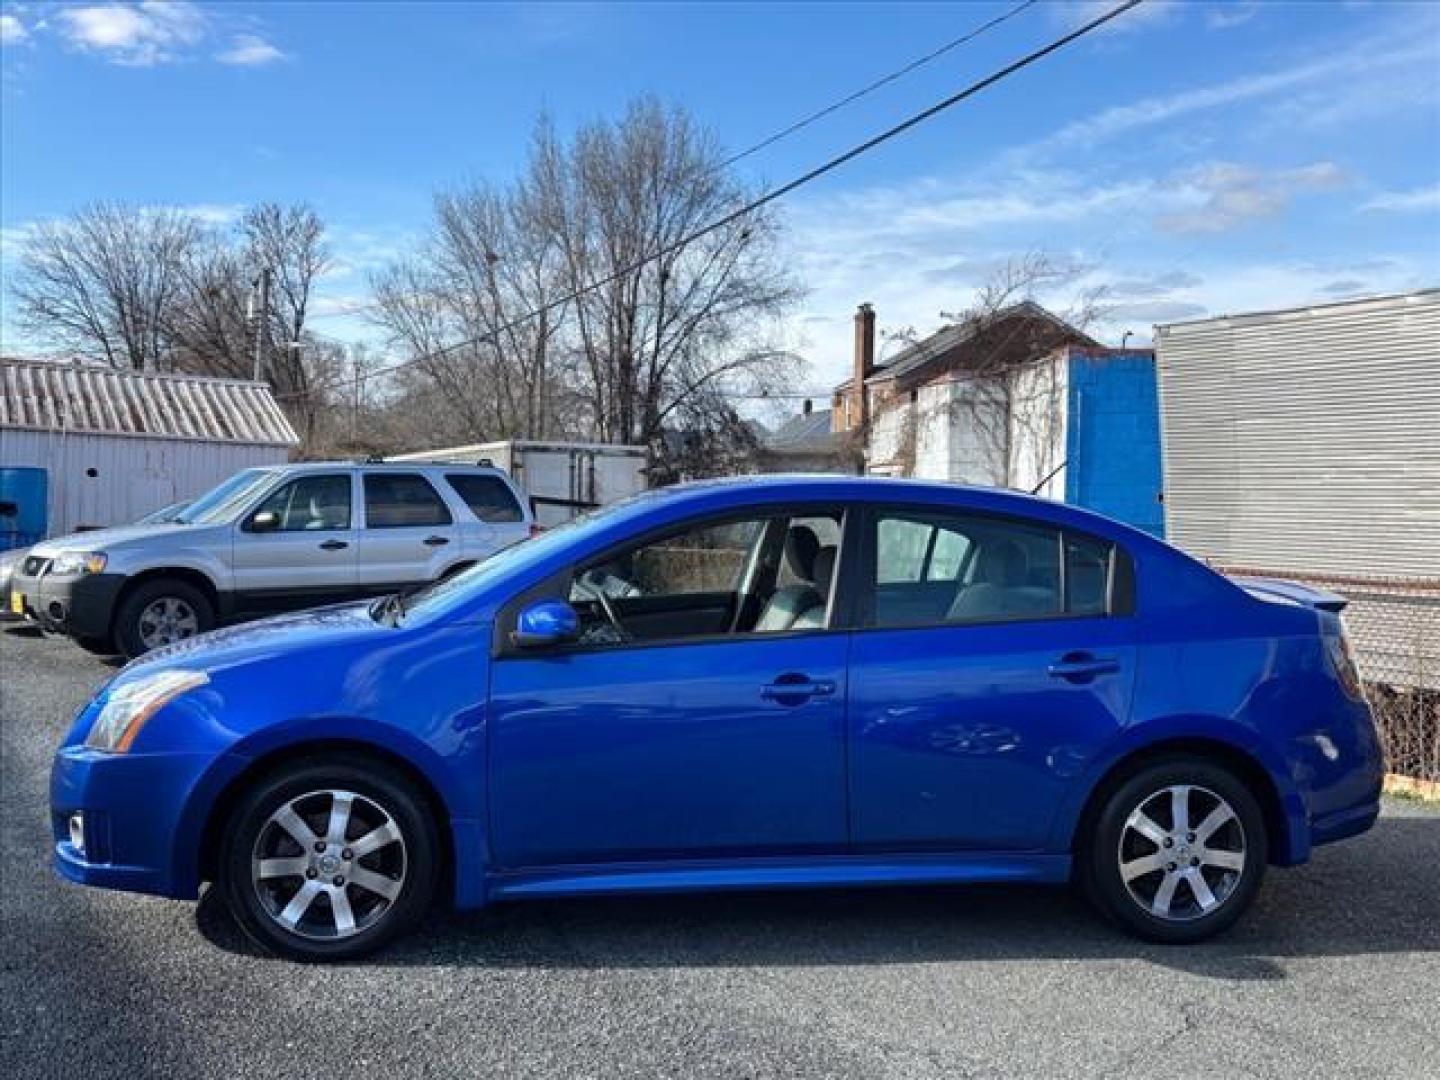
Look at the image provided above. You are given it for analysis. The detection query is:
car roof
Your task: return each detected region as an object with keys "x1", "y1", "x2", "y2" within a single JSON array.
[{"x1": 274, "y1": 460, "x2": 513, "y2": 476}]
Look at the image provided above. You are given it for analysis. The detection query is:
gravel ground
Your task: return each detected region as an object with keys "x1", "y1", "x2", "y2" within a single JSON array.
[{"x1": 2, "y1": 625, "x2": 1437, "y2": 1079}]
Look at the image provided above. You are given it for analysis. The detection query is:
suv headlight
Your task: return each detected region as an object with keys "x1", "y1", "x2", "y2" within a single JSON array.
[
  {"x1": 86, "y1": 670, "x2": 209, "y2": 753},
  {"x1": 50, "y1": 552, "x2": 108, "y2": 577}
]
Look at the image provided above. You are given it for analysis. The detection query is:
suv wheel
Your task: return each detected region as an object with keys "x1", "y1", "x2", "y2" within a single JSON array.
[
  {"x1": 114, "y1": 578, "x2": 215, "y2": 658},
  {"x1": 1081, "y1": 757, "x2": 1267, "y2": 943},
  {"x1": 218, "y1": 756, "x2": 440, "y2": 961}
]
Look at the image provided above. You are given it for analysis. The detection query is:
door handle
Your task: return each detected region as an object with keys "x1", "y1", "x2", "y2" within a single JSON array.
[
  {"x1": 1047, "y1": 653, "x2": 1120, "y2": 682},
  {"x1": 761, "y1": 675, "x2": 837, "y2": 702},
  {"x1": 424, "y1": 535, "x2": 450, "y2": 547},
  {"x1": 318, "y1": 539, "x2": 349, "y2": 551}
]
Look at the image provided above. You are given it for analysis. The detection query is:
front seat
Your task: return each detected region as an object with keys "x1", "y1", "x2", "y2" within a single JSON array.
[{"x1": 755, "y1": 526, "x2": 834, "y2": 633}]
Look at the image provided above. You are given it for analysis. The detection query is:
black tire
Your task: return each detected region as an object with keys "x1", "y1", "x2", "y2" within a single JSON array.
[
  {"x1": 74, "y1": 634, "x2": 117, "y2": 656},
  {"x1": 1080, "y1": 757, "x2": 1267, "y2": 943},
  {"x1": 113, "y1": 577, "x2": 215, "y2": 658},
  {"x1": 218, "y1": 755, "x2": 440, "y2": 962}
]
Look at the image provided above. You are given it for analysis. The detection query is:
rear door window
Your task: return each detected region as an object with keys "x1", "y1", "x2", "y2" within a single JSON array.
[{"x1": 363, "y1": 473, "x2": 453, "y2": 528}]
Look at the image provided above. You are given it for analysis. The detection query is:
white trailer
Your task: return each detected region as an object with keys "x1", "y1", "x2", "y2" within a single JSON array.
[
  {"x1": 1155, "y1": 289, "x2": 1440, "y2": 689},
  {"x1": 390, "y1": 440, "x2": 648, "y2": 528}
]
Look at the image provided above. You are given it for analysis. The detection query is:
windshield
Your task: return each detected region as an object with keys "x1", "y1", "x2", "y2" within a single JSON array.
[
  {"x1": 399, "y1": 491, "x2": 655, "y2": 625},
  {"x1": 174, "y1": 468, "x2": 277, "y2": 525}
]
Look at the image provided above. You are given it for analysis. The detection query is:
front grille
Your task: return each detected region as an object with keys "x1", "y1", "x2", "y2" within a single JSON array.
[{"x1": 21, "y1": 556, "x2": 50, "y2": 577}]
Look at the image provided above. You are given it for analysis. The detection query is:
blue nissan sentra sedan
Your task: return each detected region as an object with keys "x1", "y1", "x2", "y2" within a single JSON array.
[{"x1": 50, "y1": 476, "x2": 1383, "y2": 960}]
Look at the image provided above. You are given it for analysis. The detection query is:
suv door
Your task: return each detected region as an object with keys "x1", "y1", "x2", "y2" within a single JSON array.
[
  {"x1": 487, "y1": 509, "x2": 853, "y2": 868},
  {"x1": 230, "y1": 472, "x2": 357, "y2": 613},
  {"x1": 847, "y1": 506, "x2": 1137, "y2": 852},
  {"x1": 356, "y1": 472, "x2": 461, "y2": 593}
]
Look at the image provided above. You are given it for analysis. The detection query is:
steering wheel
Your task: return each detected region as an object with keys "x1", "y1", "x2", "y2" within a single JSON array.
[{"x1": 594, "y1": 587, "x2": 631, "y2": 643}]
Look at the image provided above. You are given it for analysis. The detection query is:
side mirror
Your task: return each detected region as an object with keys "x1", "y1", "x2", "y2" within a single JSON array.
[
  {"x1": 247, "y1": 510, "x2": 280, "y2": 533},
  {"x1": 512, "y1": 600, "x2": 579, "y2": 649}
]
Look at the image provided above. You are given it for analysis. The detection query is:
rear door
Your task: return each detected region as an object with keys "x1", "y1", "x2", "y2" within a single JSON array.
[
  {"x1": 355, "y1": 472, "x2": 462, "y2": 592},
  {"x1": 229, "y1": 472, "x2": 357, "y2": 612},
  {"x1": 848, "y1": 505, "x2": 1138, "y2": 851}
]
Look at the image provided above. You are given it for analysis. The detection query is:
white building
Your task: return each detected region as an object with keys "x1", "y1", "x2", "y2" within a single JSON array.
[{"x1": 0, "y1": 358, "x2": 298, "y2": 539}]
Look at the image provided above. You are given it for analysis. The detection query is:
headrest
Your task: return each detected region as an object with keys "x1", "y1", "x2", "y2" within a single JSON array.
[
  {"x1": 783, "y1": 525, "x2": 821, "y2": 581},
  {"x1": 811, "y1": 545, "x2": 837, "y2": 594}
]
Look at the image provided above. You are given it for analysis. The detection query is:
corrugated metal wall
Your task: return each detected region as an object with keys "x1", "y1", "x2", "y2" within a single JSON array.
[
  {"x1": 0, "y1": 428, "x2": 287, "y2": 537},
  {"x1": 1156, "y1": 290, "x2": 1440, "y2": 579}
]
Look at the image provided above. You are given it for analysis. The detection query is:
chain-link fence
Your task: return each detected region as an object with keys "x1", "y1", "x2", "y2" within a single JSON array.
[{"x1": 1224, "y1": 569, "x2": 1440, "y2": 782}]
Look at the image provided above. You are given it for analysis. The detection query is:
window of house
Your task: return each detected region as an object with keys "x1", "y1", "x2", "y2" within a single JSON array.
[{"x1": 363, "y1": 473, "x2": 452, "y2": 528}]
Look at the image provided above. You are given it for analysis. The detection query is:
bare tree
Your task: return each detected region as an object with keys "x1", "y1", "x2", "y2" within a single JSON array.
[
  {"x1": 530, "y1": 99, "x2": 801, "y2": 452},
  {"x1": 11, "y1": 203, "x2": 201, "y2": 370}
]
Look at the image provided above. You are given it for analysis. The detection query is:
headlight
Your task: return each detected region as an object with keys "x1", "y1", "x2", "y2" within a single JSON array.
[
  {"x1": 51, "y1": 551, "x2": 108, "y2": 577},
  {"x1": 85, "y1": 669, "x2": 209, "y2": 753}
]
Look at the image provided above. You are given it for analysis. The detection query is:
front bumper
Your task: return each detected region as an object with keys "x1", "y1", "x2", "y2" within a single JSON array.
[
  {"x1": 10, "y1": 571, "x2": 126, "y2": 639},
  {"x1": 50, "y1": 743, "x2": 218, "y2": 899}
]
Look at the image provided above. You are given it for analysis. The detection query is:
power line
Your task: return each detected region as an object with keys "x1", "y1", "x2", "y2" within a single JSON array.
[
  {"x1": 304, "y1": 0, "x2": 1040, "y2": 329},
  {"x1": 279, "y1": 0, "x2": 1145, "y2": 401}
]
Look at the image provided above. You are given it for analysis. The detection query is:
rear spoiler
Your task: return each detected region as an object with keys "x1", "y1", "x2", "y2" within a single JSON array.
[{"x1": 1229, "y1": 575, "x2": 1348, "y2": 613}]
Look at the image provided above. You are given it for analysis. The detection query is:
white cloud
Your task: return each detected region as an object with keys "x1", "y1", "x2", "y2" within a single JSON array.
[
  {"x1": 0, "y1": 13, "x2": 28, "y2": 44},
  {"x1": 56, "y1": 1, "x2": 206, "y2": 66},
  {"x1": 1154, "y1": 161, "x2": 1346, "y2": 235},
  {"x1": 1205, "y1": 2, "x2": 1260, "y2": 30},
  {"x1": 216, "y1": 33, "x2": 284, "y2": 67},
  {"x1": 1361, "y1": 185, "x2": 1440, "y2": 214}
]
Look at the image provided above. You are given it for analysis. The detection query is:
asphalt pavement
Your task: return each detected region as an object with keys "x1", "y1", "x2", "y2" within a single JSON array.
[{"x1": 2, "y1": 625, "x2": 1437, "y2": 1079}]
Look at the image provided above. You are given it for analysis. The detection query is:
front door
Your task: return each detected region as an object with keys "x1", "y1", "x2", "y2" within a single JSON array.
[
  {"x1": 848, "y1": 507, "x2": 1138, "y2": 851},
  {"x1": 229, "y1": 472, "x2": 357, "y2": 613},
  {"x1": 488, "y1": 511, "x2": 851, "y2": 868}
]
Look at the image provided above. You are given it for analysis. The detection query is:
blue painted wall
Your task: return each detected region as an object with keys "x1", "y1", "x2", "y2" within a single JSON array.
[
  {"x1": 1064, "y1": 352, "x2": 1165, "y2": 538},
  {"x1": 0, "y1": 466, "x2": 49, "y2": 552}
]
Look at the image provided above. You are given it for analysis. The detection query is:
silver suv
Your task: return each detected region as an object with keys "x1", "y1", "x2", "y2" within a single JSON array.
[{"x1": 8, "y1": 461, "x2": 533, "y2": 657}]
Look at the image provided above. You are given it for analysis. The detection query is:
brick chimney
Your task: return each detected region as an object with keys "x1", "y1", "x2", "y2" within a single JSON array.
[{"x1": 853, "y1": 302, "x2": 875, "y2": 430}]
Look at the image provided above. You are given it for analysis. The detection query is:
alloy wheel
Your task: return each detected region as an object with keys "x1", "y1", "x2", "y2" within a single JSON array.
[
  {"x1": 250, "y1": 789, "x2": 407, "y2": 941},
  {"x1": 1117, "y1": 784, "x2": 1247, "y2": 922},
  {"x1": 136, "y1": 597, "x2": 199, "y2": 649}
]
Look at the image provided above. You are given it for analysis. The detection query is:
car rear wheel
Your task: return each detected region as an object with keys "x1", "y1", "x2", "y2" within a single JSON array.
[
  {"x1": 114, "y1": 578, "x2": 214, "y2": 658},
  {"x1": 218, "y1": 756, "x2": 439, "y2": 961},
  {"x1": 1081, "y1": 757, "x2": 1267, "y2": 943}
]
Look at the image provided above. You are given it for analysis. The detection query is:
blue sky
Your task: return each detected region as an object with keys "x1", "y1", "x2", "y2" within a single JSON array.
[{"x1": 2, "y1": 0, "x2": 1437, "y2": 398}]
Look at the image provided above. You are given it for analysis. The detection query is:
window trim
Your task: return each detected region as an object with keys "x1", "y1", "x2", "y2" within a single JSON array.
[
  {"x1": 361, "y1": 471, "x2": 454, "y2": 530},
  {"x1": 856, "y1": 503, "x2": 1136, "y2": 632},
  {"x1": 492, "y1": 503, "x2": 861, "y2": 658}
]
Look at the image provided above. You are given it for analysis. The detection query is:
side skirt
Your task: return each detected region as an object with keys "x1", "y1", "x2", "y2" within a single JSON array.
[{"x1": 485, "y1": 852, "x2": 1073, "y2": 903}]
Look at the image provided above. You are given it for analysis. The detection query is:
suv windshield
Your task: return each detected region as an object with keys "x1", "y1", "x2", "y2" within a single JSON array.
[{"x1": 174, "y1": 469, "x2": 277, "y2": 525}]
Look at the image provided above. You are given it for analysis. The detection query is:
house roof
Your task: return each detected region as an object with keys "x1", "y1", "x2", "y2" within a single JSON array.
[
  {"x1": 764, "y1": 408, "x2": 837, "y2": 455},
  {"x1": 0, "y1": 358, "x2": 299, "y2": 446},
  {"x1": 834, "y1": 301, "x2": 1098, "y2": 392}
]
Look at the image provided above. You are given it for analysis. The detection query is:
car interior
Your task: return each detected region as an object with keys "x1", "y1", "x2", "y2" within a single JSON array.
[{"x1": 560, "y1": 509, "x2": 1118, "y2": 647}]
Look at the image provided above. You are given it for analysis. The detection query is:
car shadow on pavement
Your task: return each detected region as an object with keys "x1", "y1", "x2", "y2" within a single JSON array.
[{"x1": 196, "y1": 813, "x2": 1439, "y2": 979}]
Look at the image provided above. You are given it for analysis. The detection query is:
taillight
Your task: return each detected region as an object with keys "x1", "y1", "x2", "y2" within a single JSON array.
[{"x1": 1325, "y1": 619, "x2": 1364, "y2": 700}]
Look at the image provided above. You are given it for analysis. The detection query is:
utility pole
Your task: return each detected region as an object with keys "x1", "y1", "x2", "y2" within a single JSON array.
[{"x1": 251, "y1": 267, "x2": 272, "y2": 382}]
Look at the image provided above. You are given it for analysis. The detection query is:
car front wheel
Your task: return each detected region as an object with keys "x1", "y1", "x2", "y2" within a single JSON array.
[
  {"x1": 1082, "y1": 757, "x2": 1267, "y2": 943},
  {"x1": 114, "y1": 578, "x2": 214, "y2": 658},
  {"x1": 219, "y1": 756, "x2": 440, "y2": 961}
]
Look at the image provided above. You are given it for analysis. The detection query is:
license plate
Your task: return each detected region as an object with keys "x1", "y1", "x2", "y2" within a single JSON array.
[{"x1": 9, "y1": 591, "x2": 23, "y2": 616}]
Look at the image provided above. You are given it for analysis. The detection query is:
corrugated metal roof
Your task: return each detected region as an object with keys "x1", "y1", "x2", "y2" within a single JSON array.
[{"x1": 0, "y1": 359, "x2": 299, "y2": 447}]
